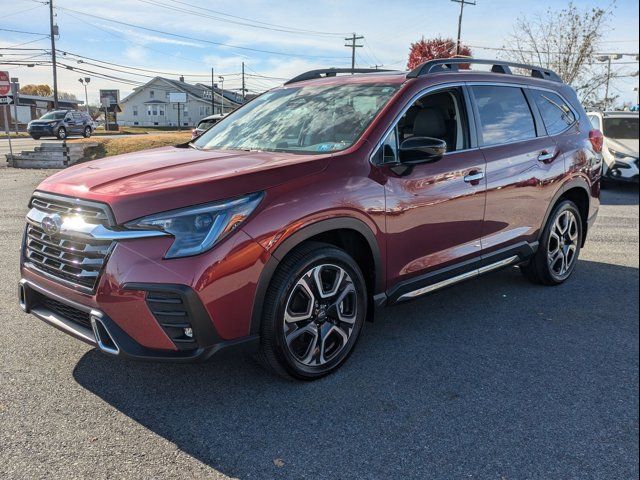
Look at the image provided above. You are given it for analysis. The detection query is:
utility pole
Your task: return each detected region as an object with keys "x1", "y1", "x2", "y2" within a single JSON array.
[
  {"x1": 48, "y1": 0, "x2": 59, "y2": 109},
  {"x1": 241, "y1": 62, "x2": 246, "y2": 102},
  {"x1": 451, "y1": 0, "x2": 475, "y2": 55},
  {"x1": 344, "y1": 33, "x2": 364, "y2": 71}
]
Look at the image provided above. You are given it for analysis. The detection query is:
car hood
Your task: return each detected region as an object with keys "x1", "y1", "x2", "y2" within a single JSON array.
[
  {"x1": 606, "y1": 138, "x2": 639, "y2": 157},
  {"x1": 37, "y1": 146, "x2": 331, "y2": 223}
]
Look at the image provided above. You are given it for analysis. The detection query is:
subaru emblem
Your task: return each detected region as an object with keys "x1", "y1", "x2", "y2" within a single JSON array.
[{"x1": 41, "y1": 214, "x2": 62, "y2": 236}]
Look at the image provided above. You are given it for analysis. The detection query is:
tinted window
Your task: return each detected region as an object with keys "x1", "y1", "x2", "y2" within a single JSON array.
[
  {"x1": 472, "y1": 86, "x2": 536, "y2": 146},
  {"x1": 531, "y1": 90, "x2": 575, "y2": 135},
  {"x1": 603, "y1": 117, "x2": 639, "y2": 140}
]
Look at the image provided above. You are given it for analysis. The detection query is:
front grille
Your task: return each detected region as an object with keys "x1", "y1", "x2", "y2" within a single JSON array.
[
  {"x1": 24, "y1": 194, "x2": 114, "y2": 291},
  {"x1": 33, "y1": 291, "x2": 92, "y2": 328}
]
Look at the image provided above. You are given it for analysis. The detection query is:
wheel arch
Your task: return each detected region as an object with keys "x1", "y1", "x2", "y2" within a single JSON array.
[
  {"x1": 540, "y1": 177, "x2": 591, "y2": 247},
  {"x1": 249, "y1": 217, "x2": 383, "y2": 335}
]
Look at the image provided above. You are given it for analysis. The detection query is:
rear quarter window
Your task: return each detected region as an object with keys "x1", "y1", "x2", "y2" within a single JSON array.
[
  {"x1": 471, "y1": 85, "x2": 536, "y2": 146},
  {"x1": 531, "y1": 90, "x2": 576, "y2": 135}
]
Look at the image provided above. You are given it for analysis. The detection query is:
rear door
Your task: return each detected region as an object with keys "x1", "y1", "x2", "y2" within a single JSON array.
[{"x1": 471, "y1": 84, "x2": 563, "y2": 254}]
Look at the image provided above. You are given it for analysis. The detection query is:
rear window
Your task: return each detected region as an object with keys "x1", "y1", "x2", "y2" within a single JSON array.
[
  {"x1": 603, "y1": 117, "x2": 639, "y2": 140},
  {"x1": 531, "y1": 90, "x2": 575, "y2": 135},
  {"x1": 472, "y1": 86, "x2": 536, "y2": 146}
]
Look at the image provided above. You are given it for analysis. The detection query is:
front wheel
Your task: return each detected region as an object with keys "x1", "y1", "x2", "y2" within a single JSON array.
[
  {"x1": 522, "y1": 200, "x2": 582, "y2": 285},
  {"x1": 258, "y1": 242, "x2": 367, "y2": 380}
]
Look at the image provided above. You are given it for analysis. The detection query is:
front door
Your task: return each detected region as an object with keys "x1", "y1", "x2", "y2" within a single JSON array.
[{"x1": 376, "y1": 86, "x2": 487, "y2": 293}]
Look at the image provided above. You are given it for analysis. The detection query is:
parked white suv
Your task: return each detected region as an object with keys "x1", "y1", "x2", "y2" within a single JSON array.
[{"x1": 587, "y1": 111, "x2": 639, "y2": 183}]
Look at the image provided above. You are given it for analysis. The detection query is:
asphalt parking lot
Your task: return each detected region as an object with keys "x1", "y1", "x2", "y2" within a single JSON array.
[{"x1": 0, "y1": 167, "x2": 637, "y2": 480}]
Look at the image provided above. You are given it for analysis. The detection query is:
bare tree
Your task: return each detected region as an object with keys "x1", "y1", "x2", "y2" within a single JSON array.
[{"x1": 505, "y1": 2, "x2": 617, "y2": 107}]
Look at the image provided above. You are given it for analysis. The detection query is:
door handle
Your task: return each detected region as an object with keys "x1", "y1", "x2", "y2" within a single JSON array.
[
  {"x1": 537, "y1": 151, "x2": 555, "y2": 162},
  {"x1": 464, "y1": 171, "x2": 484, "y2": 183}
]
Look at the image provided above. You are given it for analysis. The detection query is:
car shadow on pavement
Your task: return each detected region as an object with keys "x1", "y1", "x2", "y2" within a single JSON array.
[{"x1": 73, "y1": 259, "x2": 639, "y2": 479}]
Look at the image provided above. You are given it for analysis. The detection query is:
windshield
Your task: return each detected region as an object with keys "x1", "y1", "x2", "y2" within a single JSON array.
[
  {"x1": 193, "y1": 83, "x2": 400, "y2": 154},
  {"x1": 40, "y1": 111, "x2": 66, "y2": 120},
  {"x1": 603, "y1": 117, "x2": 639, "y2": 140}
]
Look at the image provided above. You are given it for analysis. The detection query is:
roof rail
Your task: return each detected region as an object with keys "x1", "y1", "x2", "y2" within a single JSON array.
[
  {"x1": 284, "y1": 68, "x2": 394, "y2": 85},
  {"x1": 407, "y1": 58, "x2": 563, "y2": 83}
]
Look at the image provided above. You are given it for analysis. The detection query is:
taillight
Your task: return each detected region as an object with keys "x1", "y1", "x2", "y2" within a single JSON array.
[{"x1": 589, "y1": 129, "x2": 604, "y2": 153}]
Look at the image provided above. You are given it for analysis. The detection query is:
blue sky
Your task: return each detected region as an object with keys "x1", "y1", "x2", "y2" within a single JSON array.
[{"x1": 1, "y1": 0, "x2": 638, "y2": 105}]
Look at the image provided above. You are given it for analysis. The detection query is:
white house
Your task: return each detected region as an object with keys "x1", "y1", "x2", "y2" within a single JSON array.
[{"x1": 118, "y1": 77, "x2": 243, "y2": 127}]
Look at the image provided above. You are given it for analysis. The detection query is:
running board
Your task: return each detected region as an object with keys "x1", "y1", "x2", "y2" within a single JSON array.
[{"x1": 397, "y1": 255, "x2": 520, "y2": 302}]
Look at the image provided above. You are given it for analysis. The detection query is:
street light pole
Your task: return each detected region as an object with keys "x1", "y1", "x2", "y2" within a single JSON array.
[
  {"x1": 78, "y1": 77, "x2": 90, "y2": 113},
  {"x1": 597, "y1": 54, "x2": 623, "y2": 110},
  {"x1": 218, "y1": 76, "x2": 224, "y2": 114}
]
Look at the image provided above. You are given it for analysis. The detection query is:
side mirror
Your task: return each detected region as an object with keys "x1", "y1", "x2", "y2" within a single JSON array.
[{"x1": 399, "y1": 136, "x2": 447, "y2": 163}]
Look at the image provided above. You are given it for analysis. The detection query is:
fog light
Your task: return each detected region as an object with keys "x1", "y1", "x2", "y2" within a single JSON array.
[{"x1": 183, "y1": 327, "x2": 193, "y2": 338}]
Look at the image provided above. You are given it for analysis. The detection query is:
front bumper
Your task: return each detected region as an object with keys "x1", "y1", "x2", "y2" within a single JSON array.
[
  {"x1": 27, "y1": 124, "x2": 55, "y2": 136},
  {"x1": 19, "y1": 279, "x2": 259, "y2": 361}
]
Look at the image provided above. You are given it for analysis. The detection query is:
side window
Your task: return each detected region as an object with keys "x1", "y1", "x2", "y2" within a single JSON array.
[
  {"x1": 588, "y1": 115, "x2": 601, "y2": 130},
  {"x1": 531, "y1": 90, "x2": 576, "y2": 135},
  {"x1": 472, "y1": 86, "x2": 536, "y2": 146}
]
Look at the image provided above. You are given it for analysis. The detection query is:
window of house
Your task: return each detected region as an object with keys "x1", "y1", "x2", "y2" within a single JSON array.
[
  {"x1": 472, "y1": 85, "x2": 536, "y2": 146},
  {"x1": 133, "y1": 106, "x2": 138, "y2": 116},
  {"x1": 199, "y1": 106, "x2": 205, "y2": 117},
  {"x1": 147, "y1": 106, "x2": 152, "y2": 116},
  {"x1": 152, "y1": 106, "x2": 158, "y2": 116},
  {"x1": 159, "y1": 106, "x2": 164, "y2": 116},
  {"x1": 150, "y1": 90, "x2": 155, "y2": 99},
  {"x1": 530, "y1": 90, "x2": 576, "y2": 135}
]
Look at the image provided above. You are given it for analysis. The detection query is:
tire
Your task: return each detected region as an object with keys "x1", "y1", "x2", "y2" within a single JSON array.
[
  {"x1": 83, "y1": 126, "x2": 92, "y2": 138},
  {"x1": 258, "y1": 242, "x2": 367, "y2": 380},
  {"x1": 30, "y1": 135, "x2": 41, "y2": 140},
  {"x1": 56, "y1": 127, "x2": 67, "y2": 140},
  {"x1": 521, "y1": 200, "x2": 582, "y2": 285}
]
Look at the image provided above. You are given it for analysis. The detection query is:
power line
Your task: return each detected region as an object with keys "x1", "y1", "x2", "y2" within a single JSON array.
[
  {"x1": 54, "y1": 6, "x2": 349, "y2": 61},
  {"x1": 0, "y1": 4, "x2": 44, "y2": 20},
  {"x1": 0, "y1": 27, "x2": 48, "y2": 36},
  {"x1": 136, "y1": 0, "x2": 347, "y2": 37}
]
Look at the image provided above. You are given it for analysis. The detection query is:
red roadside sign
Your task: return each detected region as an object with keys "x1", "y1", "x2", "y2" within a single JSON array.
[{"x1": 0, "y1": 71, "x2": 10, "y2": 96}]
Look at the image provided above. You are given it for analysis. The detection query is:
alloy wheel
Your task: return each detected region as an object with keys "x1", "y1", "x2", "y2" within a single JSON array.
[
  {"x1": 547, "y1": 210, "x2": 579, "y2": 277},
  {"x1": 283, "y1": 264, "x2": 358, "y2": 367}
]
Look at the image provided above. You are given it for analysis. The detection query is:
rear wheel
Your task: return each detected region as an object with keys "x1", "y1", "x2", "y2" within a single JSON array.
[
  {"x1": 258, "y1": 242, "x2": 367, "y2": 380},
  {"x1": 83, "y1": 126, "x2": 92, "y2": 138},
  {"x1": 56, "y1": 127, "x2": 67, "y2": 140},
  {"x1": 522, "y1": 200, "x2": 582, "y2": 285}
]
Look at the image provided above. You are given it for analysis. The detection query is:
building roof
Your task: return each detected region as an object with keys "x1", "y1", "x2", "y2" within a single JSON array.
[
  {"x1": 17, "y1": 94, "x2": 82, "y2": 106},
  {"x1": 121, "y1": 76, "x2": 244, "y2": 106}
]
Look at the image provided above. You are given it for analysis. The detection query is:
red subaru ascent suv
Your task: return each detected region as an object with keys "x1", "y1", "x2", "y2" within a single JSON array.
[{"x1": 19, "y1": 59, "x2": 602, "y2": 380}]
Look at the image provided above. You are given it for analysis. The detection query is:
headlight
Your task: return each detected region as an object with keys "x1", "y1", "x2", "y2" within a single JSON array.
[
  {"x1": 125, "y1": 192, "x2": 263, "y2": 259},
  {"x1": 608, "y1": 148, "x2": 631, "y2": 160}
]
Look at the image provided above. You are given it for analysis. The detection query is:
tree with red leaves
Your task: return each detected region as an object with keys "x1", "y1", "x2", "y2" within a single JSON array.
[{"x1": 407, "y1": 37, "x2": 472, "y2": 70}]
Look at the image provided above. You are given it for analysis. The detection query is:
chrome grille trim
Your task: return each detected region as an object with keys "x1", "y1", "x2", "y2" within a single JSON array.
[
  {"x1": 24, "y1": 193, "x2": 167, "y2": 292},
  {"x1": 25, "y1": 223, "x2": 113, "y2": 291}
]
